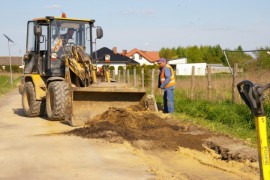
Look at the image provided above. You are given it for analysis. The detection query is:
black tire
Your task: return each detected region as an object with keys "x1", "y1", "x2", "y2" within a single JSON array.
[
  {"x1": 46, "y1": 81, "x2": 68, "y2": 120},
  {"x1": 22, "y1": 82, "x2": 45, "y2": 117}
]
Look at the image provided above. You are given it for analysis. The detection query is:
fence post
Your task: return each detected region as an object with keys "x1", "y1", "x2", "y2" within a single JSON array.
[
  {"x1": 123, "y1": 69, "x2": 126, "y2": 83},
  {"x1": 118, "y1": 70, "x2": 121, "y2": 82},
  {"x1": 151, "y1": 69, "x2": 155, "y2": 94},
  {"x1": 112, "y1": 70, "x2": 115, "y2": 80},
  {"x1": 190, "y1": 66, "x2": 195, "y2": 100},
  {"x1": 207, "y1": 66, "x2": 212, "y2": 101},
  {"x1": 127, "y1": 69, "x2": 130, "y2": 84},
  {"x1": 134, "y1": 68, "x2": 136, "y2": 88},
  {"x1": 232, "y1": 63, "x2": 238, "y2": 103},
  {"x1": 141, "y1": 68, "x2": 144, "y2": 89}
]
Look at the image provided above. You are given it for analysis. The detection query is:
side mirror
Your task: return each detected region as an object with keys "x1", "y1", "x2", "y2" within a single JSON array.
[
  {"x1": 96, "y1": 26, "x2": 103, "y2": 39},
  {"x1": 34, "y1": 25, "x2": 42, "y2": 36}
]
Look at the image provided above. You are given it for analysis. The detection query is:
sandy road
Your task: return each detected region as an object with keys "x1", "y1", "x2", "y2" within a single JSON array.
[
  {"x1": 0, "y1": 90, "x2": 154, "y2": 180},
  {"x1": 0, "y1": 89, "x2": 258, "y2": 179}
]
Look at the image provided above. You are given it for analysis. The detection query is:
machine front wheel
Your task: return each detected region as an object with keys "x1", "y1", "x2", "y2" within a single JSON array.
[{"x1": 46, "y1": 81, "x2": 68, "y2": 120}]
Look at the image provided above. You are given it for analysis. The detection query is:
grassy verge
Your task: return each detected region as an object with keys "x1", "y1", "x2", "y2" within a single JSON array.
[
  {"x1": 0, "y1": 75, "x2": 21, "y2": 96},
  {"x1": 156, "y1": 89, "x2": 270, "y2": 147}
]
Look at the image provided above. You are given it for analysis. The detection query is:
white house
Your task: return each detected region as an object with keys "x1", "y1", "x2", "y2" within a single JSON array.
[
  {"x1": 167, "y1": 58, "x2": 206, "y2": 76},
  {"x1": 123, "y1": 48, "x2": 160, "y2": 65}
]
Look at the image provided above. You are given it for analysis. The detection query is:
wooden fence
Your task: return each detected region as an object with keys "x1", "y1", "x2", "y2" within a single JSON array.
[{"x1": 110, "y1": 63, "x2": 269, "y2": 103}]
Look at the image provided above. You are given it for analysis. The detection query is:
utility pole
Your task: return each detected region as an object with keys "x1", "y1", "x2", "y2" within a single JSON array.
[{"x1": 3, "y1": 34, "x2": 15, "y2": 85}]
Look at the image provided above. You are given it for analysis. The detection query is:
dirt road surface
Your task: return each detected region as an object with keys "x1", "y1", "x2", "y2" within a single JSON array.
[{"x1": 0, "y1": 89, "x2": 259, "y2": 179}]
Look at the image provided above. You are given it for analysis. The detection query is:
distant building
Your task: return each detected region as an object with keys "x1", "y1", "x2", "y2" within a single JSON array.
[
  {"x1": 0, "y1": 56, "x2": 23, "y2": 66},
  {"x1": 207, "y1": 64, "x2": 231, "y2": 74},
  {"x1": 93, "y1": 47, "x2": 139, "y2": 74},
  {"x1": 167, "y1": 57, "x2": 206, "y2": 76},
  {"x1": 115, "y1": 47, "x2": 159, "y2": 65}
]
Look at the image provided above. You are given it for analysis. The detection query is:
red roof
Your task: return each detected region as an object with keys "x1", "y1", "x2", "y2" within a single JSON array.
[{"x1": 125, "y1": 48, "x2": 160, "y2": 63}]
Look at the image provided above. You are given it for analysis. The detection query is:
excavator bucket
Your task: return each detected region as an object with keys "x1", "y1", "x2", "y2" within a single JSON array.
[{"x1": 65, "y1": 83, "x2": 146, "y2": 126}]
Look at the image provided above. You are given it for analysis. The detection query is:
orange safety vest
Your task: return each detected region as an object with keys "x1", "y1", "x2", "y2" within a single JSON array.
[
  {"x1": 161, "y1": 64, "x2": 175, "y2": 88},
  {"x1": 54, "y1": 38, "x2": 62, "y2": 52}
]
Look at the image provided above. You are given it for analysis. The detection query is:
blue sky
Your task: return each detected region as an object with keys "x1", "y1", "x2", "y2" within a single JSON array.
[{"x1": 1, "y1": 0, "x2": 270, "y2": 56}]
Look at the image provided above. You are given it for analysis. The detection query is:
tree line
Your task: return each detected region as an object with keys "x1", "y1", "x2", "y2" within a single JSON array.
[{"x1": 159, "y1": 45, "x2": 270, "y2": 70}]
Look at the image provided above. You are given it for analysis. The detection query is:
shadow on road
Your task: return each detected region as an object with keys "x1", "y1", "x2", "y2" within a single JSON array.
[
  {"x1": 12, "y1": 108, "x2": 24, "y2": 117},
  {"x1": 12, "y1": 108, "x2": 73, "y2": 127},
  {"x1": 60, "y1": 121, "x2": 71, "y2": 126}
]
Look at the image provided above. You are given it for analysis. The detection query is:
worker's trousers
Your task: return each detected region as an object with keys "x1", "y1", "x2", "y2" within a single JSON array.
[{"x1": 163, "y1": 86, "x2": 174, "y2": 113}]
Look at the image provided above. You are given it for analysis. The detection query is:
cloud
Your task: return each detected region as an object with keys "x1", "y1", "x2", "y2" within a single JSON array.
[
  {"x1": 44, "y1": 4, "x2": 61, "y2": 9},
  {"x1": 123, "y1": 9, "x2": 156, "y2": 16}
]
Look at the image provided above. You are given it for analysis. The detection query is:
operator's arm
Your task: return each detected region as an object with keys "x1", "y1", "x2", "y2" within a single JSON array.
[{"x1": 160, "y1": 67, "x2": 171, "y2": 89}]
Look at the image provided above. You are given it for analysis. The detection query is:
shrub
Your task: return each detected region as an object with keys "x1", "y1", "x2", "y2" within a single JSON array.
[
  {"x1": 142, "y1": 64, "x2": 151, "y2": 87},
  {"x1": 109, "y1": 66, "x2": 115, "y2": 70},
  {"x1": 5, "y1": 65, "x2": 23, "y2": 73},
  {"x1": 118, "y1": 66, "x2": 123, "y2": 71},
  {"x1": 136, "y1": 65, "x2": 142, "y2": 75}
]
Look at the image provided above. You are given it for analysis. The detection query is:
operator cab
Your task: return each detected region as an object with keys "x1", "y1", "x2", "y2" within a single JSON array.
[{"x1": 24, "y1": 16, "x2": 101, "y2": 77}]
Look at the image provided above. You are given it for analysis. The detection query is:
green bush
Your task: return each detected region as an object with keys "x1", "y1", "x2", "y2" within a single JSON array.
[
  {"x1": 136, "y1": 65, "x2": 142, "y2": 75},
  {"x1": 142, "y1": 64, "x2": 151, "y2": 87},
  {"x1": 126, "y1": 64, "x2": 136, "y2": 74},
  {"x1": 5, "y1": 65, "x2": 23, "y2": 73},
  {"x1": 118, "y1": 66, "x2": 123, "y2": 71},
  {"x1": 109, "y1": 66, "x2": 115, "y2": 70}
]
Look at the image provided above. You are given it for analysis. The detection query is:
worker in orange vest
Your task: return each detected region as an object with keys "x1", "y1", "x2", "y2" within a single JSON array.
[
  {"x1": 158, "y1": 58, "x2": 175, "y2": 113},
  {"x1": 52, "y1": 28, "x2": 75, "y2": 52}
]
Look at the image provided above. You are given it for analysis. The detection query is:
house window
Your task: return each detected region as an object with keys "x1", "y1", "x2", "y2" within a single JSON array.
[{"x1": 139, "y1": 55, "x2": 142, "y2": 59}]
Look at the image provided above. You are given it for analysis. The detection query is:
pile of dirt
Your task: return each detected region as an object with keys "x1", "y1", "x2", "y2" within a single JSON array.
[
  {"x1": 67, "y1": 106, "x2": 258, "y2": 163},
  {"x1": 68, "y1": 106, "x2": 210, "y2": 151}
]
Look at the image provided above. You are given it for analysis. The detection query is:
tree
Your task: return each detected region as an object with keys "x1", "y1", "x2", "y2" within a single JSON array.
[
  {"x1": 254, "y1": 46, "x2": 270, "y2": 70},
  {"x1": 185, "y1": 45, "x2": 203, "y2": 63},
  {"x1": 171, "y1": 47, "x2": 178, "y2": 59}
]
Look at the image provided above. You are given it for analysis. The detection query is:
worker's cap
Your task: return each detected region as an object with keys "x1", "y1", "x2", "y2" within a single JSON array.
[{"x1": 158, "y1": 58, "x2": 166, "y2": 64}]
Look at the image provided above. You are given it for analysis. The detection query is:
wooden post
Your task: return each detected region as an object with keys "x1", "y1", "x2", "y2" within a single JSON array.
[
  {"x1": 127, "y1": 69, "x2": 130, "y2": 84},
  {"x1": 141, "y1": 68, "x2": 144, "y2": 89},
  {"x1": 232, "y1": 63, "x2": 238, "y2": 103},
  {"x1": 207, "y1": 66, "x2": 212, "y2": 101},
  {"x1": 134, "y1": 68, "x2": 137, "y2": 88},
  {"x1": 112, "y1": 70, "x2": 115, "y2": 80},
  {"x1": 151, "y1": 69, "x2": 155, "y2": 94},
  {"x1": 190, "y1": 66, "x2": 195, "y2": 100},
  {"x1": 123, "y1": 69, "x2": 126, "y2": 83},
  {"x1": 118, "y1": 70, "x2": 121, "y2": 82}
]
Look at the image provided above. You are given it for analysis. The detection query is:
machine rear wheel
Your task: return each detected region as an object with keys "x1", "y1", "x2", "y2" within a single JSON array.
[
  {"x1": 46, "y1": 81, "x2": 68, "y2": 120},
  {"x1": 22, "y1": 82, "x2": 45, "y2": 117}
]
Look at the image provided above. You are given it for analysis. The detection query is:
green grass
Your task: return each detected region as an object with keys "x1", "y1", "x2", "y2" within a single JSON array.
[
  {"x1": 0, "y1": 75, "x2": 21, "y2": 96},
  {"x1": 155, "y1": 89, "x2": 270, "y2": 147}
]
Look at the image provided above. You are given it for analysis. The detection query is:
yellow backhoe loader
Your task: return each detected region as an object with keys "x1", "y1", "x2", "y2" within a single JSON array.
[{"x1": 19, "y1": 15, "x2": 147, "y2": 126}]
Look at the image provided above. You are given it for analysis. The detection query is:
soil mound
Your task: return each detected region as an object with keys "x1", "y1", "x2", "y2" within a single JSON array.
[
  {"x1": 67, "y1": 106, "x2": 258, "y2": 163},
  {"x1": 68, "y1": 107, "x2": 210, "y2": 151}
]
